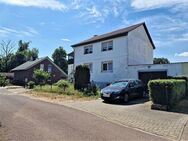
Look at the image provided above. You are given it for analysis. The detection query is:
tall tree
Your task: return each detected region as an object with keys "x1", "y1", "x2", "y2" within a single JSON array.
[
  {"x1": 52, "y1": 46, "x2": 68, "y2": 73},
  {"x1": 153, "y1": 58, "x2": 170, "y2": 64},
  {"x1": 0, "y1": 40, "x2": 15, "y2": 72},
  {"x1": 18, "y1": 40, "x2": 30, "y2": 52}
]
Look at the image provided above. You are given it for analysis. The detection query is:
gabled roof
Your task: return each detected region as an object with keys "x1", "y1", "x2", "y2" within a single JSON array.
[
  {"x1": 11, "y1": 57, "x2": 46, "y2": 71},
  {"x1": 11, "y1": 57, "x2": 67, "y2": 77},
  {"x1": 72, "y1": 22, "x2": 155, "y2": 49}
]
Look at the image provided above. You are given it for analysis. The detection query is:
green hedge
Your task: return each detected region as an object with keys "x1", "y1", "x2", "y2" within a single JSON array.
[{"x1": 148, "y1": 79, "x2": 186, "y2": 107}]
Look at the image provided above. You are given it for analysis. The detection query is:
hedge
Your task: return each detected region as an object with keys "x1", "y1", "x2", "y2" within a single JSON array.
[{"x1": 148, "y1": 79, "x2": 186, "y2": 108}]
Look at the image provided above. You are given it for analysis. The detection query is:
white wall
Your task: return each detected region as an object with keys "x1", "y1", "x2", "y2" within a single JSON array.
[
  {"x1": 68, "y1": 64, "x2": 74, "y2": 80},
  {"x1": 127, "y1": 63, "x2": 183, "y2": 79},
  {"x1": 128, "y1": 25, "x2": 153, "y2": 65},
  {"x1": 73, "y1": 25, "x2": 154, "y2": 85},
  {"x1": 74, "y1": 36, "x2": 128, "y2": 83}
]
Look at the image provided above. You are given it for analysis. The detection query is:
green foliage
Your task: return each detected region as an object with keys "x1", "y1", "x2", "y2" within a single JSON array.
[
  {"x1": 33, "y1": 69, "x2": 50, "y2": 86},
  {"x1": 83, "y1": 82, "x2": 99, "y2": 96},
  {"x1": 27, "y1": 81, "x2": 35, "y2": 89},
  {"x1": 153, "y1": 58, "x2": 170, "y2": 64},
  {"x1": 74, "y1": 65, "x2": 90, "y2": 90},
  {"x1": 0, "y1": 74, "x2": 9, "y2": 87},
  {"x1": 148, "y1": 79, "x2": 186, "y2": 108},
  {"x1": 56, "y1": 80, "x2": 70, "y2": 91},
  {"x1": 0, "y1": 40, "x2": 39, "y2": 72},
  {"x1": 52, "y1": 46, "x2": 68, "y2": 73}
]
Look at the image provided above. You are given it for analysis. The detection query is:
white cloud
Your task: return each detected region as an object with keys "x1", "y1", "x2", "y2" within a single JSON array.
[
  {"x1": 70, "y1": 0, "x2": 129, "y2": 24},
  {"x1": 131, "y1": 0, "x2": 188, "y2": 10},
  {"x1": 61, "y1": 38, "x2": 71, "y2": 42},
  {"x1": 0, "y1": 26, "x2": 39, "y2": 37},
  {"x1": 0, "y1": 0, "x2": 67, "y2": 11},
  {"x1": 175, "y1": 52, "x2": 188, "y2": 57}
]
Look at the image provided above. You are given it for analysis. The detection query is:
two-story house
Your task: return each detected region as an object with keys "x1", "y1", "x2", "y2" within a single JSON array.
[
  {"x1": 70, "y1": 23, "x2": 154, "y2": 86},
  {"x1": 69, "y1": 22, "x2": 188, "y2": 87}
]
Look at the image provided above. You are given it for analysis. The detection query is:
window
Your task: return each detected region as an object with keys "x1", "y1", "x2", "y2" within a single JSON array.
[
  {"x1": 84, "y1": 63, "x2": 93, "y2": 72},
  {"x1": 48, "y1": 64, "x2": 52, "y2": 73},
  {"x1": 101, "y1": 61, "x2": 113, "y2": 72},
  {"x1": 101, "y1": 41, "x2": 113, "y2": 51},
  {"x1": 40, "y1": 64, "x2": 44, "y2": 71},
  {"x1": 84, "y1": 45, "x2": 93, "y2": 54}
]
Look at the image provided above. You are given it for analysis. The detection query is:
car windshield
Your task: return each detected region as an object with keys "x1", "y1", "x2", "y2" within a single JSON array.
[{"x1": 110, "y1": 81, "x2": 129, "y2": 88}]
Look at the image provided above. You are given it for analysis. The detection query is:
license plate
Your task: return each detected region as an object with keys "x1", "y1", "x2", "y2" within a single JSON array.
[{"x1": 103, "y1": 93, "x2": 110, "y2": 97}]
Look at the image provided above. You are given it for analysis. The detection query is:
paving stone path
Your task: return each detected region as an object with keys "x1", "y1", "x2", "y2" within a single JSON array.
[{"x1": 63, "y1": 99, "x2": 188, "y2": 140}]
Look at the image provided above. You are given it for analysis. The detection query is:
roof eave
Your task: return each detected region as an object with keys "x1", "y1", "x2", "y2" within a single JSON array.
[{"x1": 72, "y1": 32, "x2": 128, "y2": 47}]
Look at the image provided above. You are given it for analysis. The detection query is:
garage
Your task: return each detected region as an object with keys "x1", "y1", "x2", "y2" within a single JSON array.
[{"x1": 138, "y1": 71, "x2": 167, "y2": 85}]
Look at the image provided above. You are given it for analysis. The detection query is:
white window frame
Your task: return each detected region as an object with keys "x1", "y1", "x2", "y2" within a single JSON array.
[
  {"x1": 40, "y1": 64, "x2": 44, "y2": 71},
  {"x1": 84, "y1": 63, "x2": 93, "y2": 73},
  {"x1": 84, "y1": 45, "x2": 93, "y2": 54},
  {"x1": 101, "y1": 40, "x2": 113, "y2": 52},
  {"x1": 101, "y1": 61, "x2": 113, "y2": 72}
]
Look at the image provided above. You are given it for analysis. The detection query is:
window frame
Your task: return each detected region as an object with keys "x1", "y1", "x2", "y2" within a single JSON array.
[
  {"x1": 84, "y1": 45, "x2": 93, "y2": 54},
  {"x1": 101, "y1": 40, "x2": 113, "y2": 52},
  {"x1": 48, "y1": 64, "x2": 52, "y2": 73},
  {"x1": 84, "y1": 63, "x2": 93, "y2": 73},
  {"x1": 40, "y1": 64, "x2": 44, "y2": 71},
  {"x1": 101, "y1": 61, "x2": 113, "y2": 72}
]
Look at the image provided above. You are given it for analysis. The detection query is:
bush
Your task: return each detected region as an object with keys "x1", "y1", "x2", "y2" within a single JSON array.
[
  {"x1": 56, "y1": 80, "x2": 70, "y2": 91},
  {"x1": 83, "y1": 82, "x2": 99, "y2": 96},
  {"x1": 0, "y1": 74, "x2": 9, "y2": 87},
  {"x1": 33, "y1": 69, "x2": 50, "y2": 86},
  {"x1": 74, "y1": 65, "x2": 90, "y2": 90},
  {"x1": 148, "y1": 79, "x2": 186, "y2": 108},
  {"x1": 167, "y1": 76, "x2": 188, "y2": 95},
  {"x1": 27, "y1": 81, "x2": 35, "y2": 89}
]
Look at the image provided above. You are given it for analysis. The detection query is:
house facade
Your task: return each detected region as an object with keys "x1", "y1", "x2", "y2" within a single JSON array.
[
  {"x1": 70, "y1": 23, "x2": 154, "y2": 86},
  {"x1": 11, "y1": 57, "x2": 67, "y2": 85},
  {"x1": 69, "y1": 22, "x2": 188, "y2": 87}
]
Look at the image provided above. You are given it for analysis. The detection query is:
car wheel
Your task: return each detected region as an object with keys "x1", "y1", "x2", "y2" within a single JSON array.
[
  {"x1": 104, "y1": 99, "x2": 109, "y2": 103},
  {"x1": 124, "y1": 94, "x2": 129, "y2": 103}
]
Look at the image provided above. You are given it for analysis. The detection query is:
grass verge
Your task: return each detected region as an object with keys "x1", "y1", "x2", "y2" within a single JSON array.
[{"x1": 29, "y1": 84, "x2": 99, "y2": 101}]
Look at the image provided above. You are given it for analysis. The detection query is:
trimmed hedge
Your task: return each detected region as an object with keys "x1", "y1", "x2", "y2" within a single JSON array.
[
  {"x1": 148, "y1": 79, "x2": 186, "y2": 108},
  {"x1": 167, "y1": 76, "x2": 188, "y2": 95}
]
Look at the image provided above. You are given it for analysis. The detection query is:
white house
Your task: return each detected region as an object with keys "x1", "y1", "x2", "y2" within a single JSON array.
[{"x1": 69, "y1": 22, "x2": 188, "y2": 87}]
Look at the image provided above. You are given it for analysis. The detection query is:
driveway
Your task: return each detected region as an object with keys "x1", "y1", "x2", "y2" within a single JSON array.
[
  {"x1": 63, "y1": 98, "x2": 188, "y2": 140},
  {"x1": 0, "y1": 88, "x2": 169, "y2": 141}
]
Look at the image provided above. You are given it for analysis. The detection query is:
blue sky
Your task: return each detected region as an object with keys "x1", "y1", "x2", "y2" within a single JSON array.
[{"x1": 0, "y1": 0, "x2": 188, "y2": 62}]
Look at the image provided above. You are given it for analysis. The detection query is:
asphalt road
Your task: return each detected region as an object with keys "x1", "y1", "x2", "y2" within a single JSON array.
[{"x1": 0, "y1": 88, "x2": 170, "y2": 141}]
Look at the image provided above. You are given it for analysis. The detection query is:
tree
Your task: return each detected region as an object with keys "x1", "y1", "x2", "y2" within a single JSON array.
[
  {"x1": 18, "y1": 40, "x2": 30, "y2": 52},
  {"x1": 52, "y1": 47, "x2": 68, "y2": 74},
  {"x1": 153, "y1": 58, "x2": 170, "y2": 64},
  {"x1": 33, "y1": 69, "x2": 50, "y2": 87},
  {"x1": 0, "y1": 40, "x2": 15, "y2": 72}
]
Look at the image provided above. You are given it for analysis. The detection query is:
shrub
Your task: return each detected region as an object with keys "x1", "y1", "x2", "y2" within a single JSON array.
[
  {"x1": 27, "y1": 81, "x2": 35, "y2": 89},
  {"x1": 0, "y1": 74, "x2": 9, "y2": 87},
  {"x1": 74, "y1": 65, "x2": 90, "y2": 90},
  {"x1": 56, "y1": 80, "x2": 70, "y2": 91},
  {"x1": 167, "y1": 75, "x2": 188, "y2": 95},
  {"x1": 33, "y1": 69, "x2": 50, "y2": 86},
  {"x1": 83, "y1": 81, "x2": 99, "y2": 96},
  {"x1": 148, "y1": 79, "x2": 186, "y2": 108}
]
